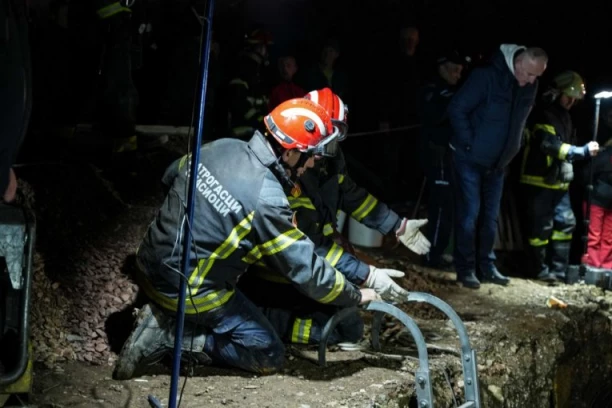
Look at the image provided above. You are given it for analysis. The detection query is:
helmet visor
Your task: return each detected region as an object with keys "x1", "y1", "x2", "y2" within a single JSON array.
[
  {"x1": 333, "y1": 119, "x2": 348, "y2": 141},
  {"x1": 302, "y1": 125, "x2": 342, "y2": 157}
]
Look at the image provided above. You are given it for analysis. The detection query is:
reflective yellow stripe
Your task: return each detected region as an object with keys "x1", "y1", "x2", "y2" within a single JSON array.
[
  {"x1": 291, "y1": 318, "x2": 312, "y2": 344},
  {"x1": 318, "y1": 270, "x2": 346, "y2": 304},
  {"x1": 188, "y1": 212, "x2": 255, "y2": 295},
  {"x1": 112, "y1": 135, "x2": 138, "y2": 153},
  {"x1": 178, "y1": 154, "x2": 189, "y2": 170},
  {"x1": 558, "y1": 143, "x2": 571, "y2": 160},
  {"x1": 529, "y1": 238, "x2": 549, "y2": 246},
  {"x1": 323, "y1": 223, "x2": 334, "y2": 236},
  {"x1": 229, "y1": 78, "x2": 249, "y2": 88},
  {"x1": 351, "y1": 194, "x2": 378, "y2": 221},
  {"x1": 519, "y1": 175, "x2": 569, "y2": 190},
  {"x1": 136, "y1": 259, "x2": 234, "y2": 314},
  {"x1": 242, "y1": 228, "x2": 345, "y2": 304},
  {"x1": 96, "y1": 2, "x2": 131, "y2": 19},
  {"x1": 552, "y1": 230, "x2": 572, "y2": 241},
  {"x1": 244, "y1": 108, "x2": 258, "y2": 120},
  {"x1": 288, "y1": 196, "x2": 315, "y2": 210},
  {"x1": 242, "y1": 228, "x2": 305, "y2": 264},
  {"x1": 324, "y1": 242, "x2": 344, "y2": 267},
  {"x1": 338, "y1": 174, "x2": 345, "y2": 184},
  {"x1": 534, "y1": 123, "x2": 555, "y2": 135}
]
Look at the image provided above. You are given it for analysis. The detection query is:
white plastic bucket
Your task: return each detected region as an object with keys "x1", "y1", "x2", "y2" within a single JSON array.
[
  {"x1": 348, "y1": 217, "x2": 383, "y2": 248},
  {"x1": 336, "y1": 210, "x2": 347, "y2": 233}
]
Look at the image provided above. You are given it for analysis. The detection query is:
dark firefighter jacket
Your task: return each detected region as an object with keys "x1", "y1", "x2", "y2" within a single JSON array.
[
  {"x1": 136, "y1": 132, "x2": 362, "y2": 315},
  {"x1": 252, "y1": 149, "x2": 402, "y2": 286},
  {"x1": 419, "y1": 77, "x2": 456, "y2": 167},
  {"x1": 448, "y1": 45, "x2": 538, "y2": 169},
  {"x1": 520, "y1": 103, "x2": 589, "y2": 190},
  {"x1": 227, "y1": 51, "x2": 269, "y2": 140}
]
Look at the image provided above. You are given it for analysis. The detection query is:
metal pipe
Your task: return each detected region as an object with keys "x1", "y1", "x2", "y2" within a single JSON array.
[{"x1": 166, "y1": 1, "x2": 215, "y2": 406}]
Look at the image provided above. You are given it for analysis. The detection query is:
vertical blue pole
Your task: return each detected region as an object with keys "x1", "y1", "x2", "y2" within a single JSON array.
[{"x1": 168, "y1": 1, "x2": 215, "y2": 406}]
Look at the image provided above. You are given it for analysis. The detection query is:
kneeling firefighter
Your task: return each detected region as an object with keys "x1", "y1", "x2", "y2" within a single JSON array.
[{"x1": 520, "y1": 70, "x2": 599, "y2": 282}]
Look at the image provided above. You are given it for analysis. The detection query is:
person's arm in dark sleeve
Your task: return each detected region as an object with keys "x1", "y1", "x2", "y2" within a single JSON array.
[
  {"x1": 334, "y1": 151, "x2": 401, "y2": 235},
  {"x1": 536, "y1": 113, "x2": 593, "y2": 162},
  {"x1": 248, "y1": 173, "x2": 362, "y2": 307}
]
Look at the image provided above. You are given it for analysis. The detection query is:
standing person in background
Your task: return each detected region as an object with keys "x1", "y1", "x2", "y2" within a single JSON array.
[
  {"x1": 418, "y1": 50, "x2": 469, "y2": 270},
  {"x1": 447, "y1": 45, "x2": 548, "y2": 289},
  {"x1": 268, "y1": 55, "x2": 305, "y2": 110},
  {"x1": 581, "y1": 139, "x2": 612, "y2": 271},
  {"x1": 520, "y1": 71, "x2": 598, "y2": 282}
]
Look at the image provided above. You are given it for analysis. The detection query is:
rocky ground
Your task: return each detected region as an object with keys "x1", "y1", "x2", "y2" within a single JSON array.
[{"x1": 4, "y1": 138, "x2": 612, "y2": 408}]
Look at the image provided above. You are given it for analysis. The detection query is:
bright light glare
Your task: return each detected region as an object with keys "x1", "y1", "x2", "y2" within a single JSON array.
[{"x1": 594, "y1": 91, "x2": 612, "y2": 99}]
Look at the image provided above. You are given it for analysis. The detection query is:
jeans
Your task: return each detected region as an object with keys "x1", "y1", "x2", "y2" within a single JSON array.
[{"x1": 451, "y1": 154, "x2": 505, "y2": 277}]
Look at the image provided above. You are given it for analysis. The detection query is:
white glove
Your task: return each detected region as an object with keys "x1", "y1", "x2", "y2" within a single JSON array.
[
  {"x1": 396, "y1": 218, "x2": 431, "y2": 255},
  {"x1": 364, "y1": 265, "x2": 409, "y2": 303}
]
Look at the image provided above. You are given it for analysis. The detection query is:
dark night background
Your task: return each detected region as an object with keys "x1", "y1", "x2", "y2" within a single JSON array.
[{"x1": 17, "y1": 0, "x2": 612, "y2": 265}]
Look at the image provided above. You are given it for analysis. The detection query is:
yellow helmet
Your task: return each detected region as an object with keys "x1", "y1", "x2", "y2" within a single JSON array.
[{"x1": 552, "y1": 70, "x2": 586, "y2": 99}]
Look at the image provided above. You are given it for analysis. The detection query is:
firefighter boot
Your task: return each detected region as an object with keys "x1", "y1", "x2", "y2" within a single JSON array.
[
  {"x1": 529, "y1": 245, "x2": 557, "y2": 282},
  {"x1": 113, "y1": 303, "x2": 209, "y2": 380},
  {"x1": 550, "y1": 240, "x2": 572, "y2": 283}
]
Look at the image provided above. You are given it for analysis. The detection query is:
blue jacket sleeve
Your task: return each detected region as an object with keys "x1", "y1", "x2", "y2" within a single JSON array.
[{"x1": 447, "y1": 68, "x2": 490, "y2": 149}]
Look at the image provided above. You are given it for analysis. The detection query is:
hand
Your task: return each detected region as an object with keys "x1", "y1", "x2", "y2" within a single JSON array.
[
  {"x1": 364, "y1": 265, "x2": 409, "y2": 303},
  {"x1": 359, "y1": 288, "x2": 382, "y2": 304},
  {"x1": 587, "y1": 141, "x2": 600, "y2": 156},
  {"x1": 396, "y1": 218, "x2": 431, "y2": 255},
  {"x1": 3, "y1": 168, "x2": 17, "y2": 203}
]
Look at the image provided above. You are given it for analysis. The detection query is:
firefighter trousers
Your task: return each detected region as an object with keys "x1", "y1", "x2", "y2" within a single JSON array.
[
  {"x1": 237, "y1": 270, "x2": 364, "y2": 346},
  {"x1": 522, "y1": 185, "x2": 575, "y2": 278}
]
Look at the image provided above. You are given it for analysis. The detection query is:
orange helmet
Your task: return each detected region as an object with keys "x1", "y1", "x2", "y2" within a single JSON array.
[
  {"x1": 264, "y1": 98, "x2": 341, "y2": 157},
  {"x1": 304, "y1": 88, "x2": 348, "y2": 140}
]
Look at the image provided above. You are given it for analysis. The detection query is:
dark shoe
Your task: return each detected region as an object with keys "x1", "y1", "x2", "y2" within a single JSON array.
[
  {"x1": 113, "y1": 304, "x2": 211, "y2": 380},
  {"x1": 537, "y1": 271, "x2": 558, "y2": 283},
  {"x1": 481, "y1": 267, "x2": 510, "y2": 286},
  {"x1": 457, "y1": 271, "x2": 481, "y2": 289}
]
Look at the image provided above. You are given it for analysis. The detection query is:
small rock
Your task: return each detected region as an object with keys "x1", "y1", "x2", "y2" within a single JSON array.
[{"x1": 488, "y1": 384, "x2": 504, "y2": 402}]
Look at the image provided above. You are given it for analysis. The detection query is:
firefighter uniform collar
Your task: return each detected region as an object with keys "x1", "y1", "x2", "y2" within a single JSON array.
[{"x1": 248, "y1": 131, "x2": 277, "y2": 167}]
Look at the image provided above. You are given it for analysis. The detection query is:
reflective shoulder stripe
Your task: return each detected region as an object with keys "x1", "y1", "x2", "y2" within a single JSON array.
[
  {"x1": 533, "y1": 123, "x2": 555, "y2": 135},
  {"x1": 338, "y1": 174, "x2": 345, "y2": 184},
  {"x1": 229, "y1": 79, "x2": 249, "y2": 89},
  {"x1": 96, "y1": 2, "x2": 131, "y2": 19}
]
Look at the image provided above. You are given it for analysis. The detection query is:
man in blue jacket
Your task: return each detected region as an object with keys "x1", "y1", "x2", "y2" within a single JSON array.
[{"x1": 447, "y1": 45, "x2": 547, "y2": 288}]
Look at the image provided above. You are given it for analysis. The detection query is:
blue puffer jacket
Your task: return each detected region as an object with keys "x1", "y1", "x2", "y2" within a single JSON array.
[{"x1": 448, "y1": 44, "x2": 538, "y2": 169}]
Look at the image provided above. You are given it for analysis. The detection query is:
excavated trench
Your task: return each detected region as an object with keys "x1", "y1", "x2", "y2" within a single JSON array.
[{"x1": 6, "y1": 148, "x2": 612, "y2": 408}]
